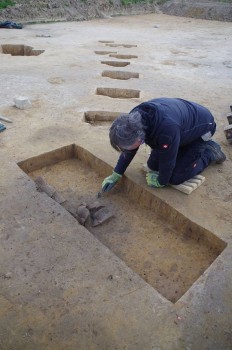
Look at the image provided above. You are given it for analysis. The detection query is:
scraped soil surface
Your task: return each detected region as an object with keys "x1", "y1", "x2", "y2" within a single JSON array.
[
  {"x1": 0, "y1": 7, "x2": 231, "y2": 348},
  {"x1": 29, "y1": 158, "x2": 221, "y2": 303}
]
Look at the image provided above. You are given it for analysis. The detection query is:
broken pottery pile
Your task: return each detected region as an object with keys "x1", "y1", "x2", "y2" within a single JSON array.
[{"x1": 35, "y1": 176, "x2": 113, "y2": 227}]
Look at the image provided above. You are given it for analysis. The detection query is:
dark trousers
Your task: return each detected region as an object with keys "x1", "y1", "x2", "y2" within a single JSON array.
[{"x1": 147, "y1": 139, "x2": 213, "y2": 185}]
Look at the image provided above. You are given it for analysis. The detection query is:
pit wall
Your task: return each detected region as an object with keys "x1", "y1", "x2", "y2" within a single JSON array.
[{"x1": 18, "y1": 143, "x2": 227, "y2": 254}]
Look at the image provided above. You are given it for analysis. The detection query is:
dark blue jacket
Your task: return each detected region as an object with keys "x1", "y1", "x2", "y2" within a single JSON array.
[{"x1": 114, "y1": 98, "x2": 216, "y2": 185}]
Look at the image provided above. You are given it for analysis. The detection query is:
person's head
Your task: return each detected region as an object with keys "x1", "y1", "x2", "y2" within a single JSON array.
[{"x1": 109, "y1": 111, "x2": 145, "y2": 152}]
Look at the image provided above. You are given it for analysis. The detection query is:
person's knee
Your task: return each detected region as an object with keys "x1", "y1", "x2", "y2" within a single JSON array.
[
  {"x1": 169, "y1": 174, "x2": 184, "y2": 185},
  {"x1": 169, "y1": 179, "x2": 182, "y2": 185}
]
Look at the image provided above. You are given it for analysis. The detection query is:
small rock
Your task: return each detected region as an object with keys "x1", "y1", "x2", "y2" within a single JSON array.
[
  {"x1": 87, "y1": 201, "x2": 104, "y2": 213},
  {"x1": 92, "y1": 208, "x2": 113, "y2": 227},
  {"x1": 34, "y1": 176, "x2": 56, "y2": 197},
  {"x1": 77, "y1": 205, "x2": 90, "y2": 225},
  {"x1": 52, "y1": 191, "x2": 66, "y2": 204},
  {"x1": 14, "y1": 96, "x2": 31, "y2": 110}
]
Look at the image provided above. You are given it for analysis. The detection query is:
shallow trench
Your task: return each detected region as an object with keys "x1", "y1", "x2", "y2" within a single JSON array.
[
  {"x1": 0, "y1": 44, "x2": 44, "y2": 56},
  {"x1": 94, "y1": 51, "x2": 117, "y2": 55},
  {"x1": 84, "y1": 110, "x2": 121, "y2": 125},
  {"x1": 105, "y1": 44, "x2": 137, "y2": 48},
  {"x1": 96, "y1": 87, "x2": 140, "y2": 99},
  {"x1": 102, "y1": 70, "x2": 139, "y2": 80},
  {"x1": 98, "y1": 40, "x2": 115, "y2": 44},
  {"x1": 101, "y1": 60, "x2": 130, "y2": 67},
  {"x1": 18, "y1": 144, "x2": 227, "y2": 303},
  {"x1": 109, "y1": 54, "x2": 138, "y2": 59}
]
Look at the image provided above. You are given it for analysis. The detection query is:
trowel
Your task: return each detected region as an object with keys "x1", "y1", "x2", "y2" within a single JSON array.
[
  {"x1": 97, "y1": 182, "x2": 115, "y2": 198},
  {"x1": 96, "y1": 189, "x2": 104, "y2": 198},
  {"x1": 0, "y1": 115, "x2": 12, "y2": 123}
]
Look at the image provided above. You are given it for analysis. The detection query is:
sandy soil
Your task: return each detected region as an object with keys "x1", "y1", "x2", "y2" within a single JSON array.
[
  {"x1": 0, "y1": 12, "x2": 232, "y2": 349},
  {"x1": 28, "y1": 158, "x2": 222, "y2": 303}
]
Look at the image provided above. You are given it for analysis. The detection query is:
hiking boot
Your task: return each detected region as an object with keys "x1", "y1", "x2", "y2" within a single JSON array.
[{"x1": 205, "y1": 140, "x2": 226, "y2": 164}]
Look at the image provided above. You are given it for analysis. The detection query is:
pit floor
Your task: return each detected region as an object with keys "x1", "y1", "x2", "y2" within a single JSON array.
[
  {"x1": 0, "y1": 13, "x2": 232, "y2": 350},
  {"x1": 29, "y1": 158, "x2": 221, "y2": 304}
]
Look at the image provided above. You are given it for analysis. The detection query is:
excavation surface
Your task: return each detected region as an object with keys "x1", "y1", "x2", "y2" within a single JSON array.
[
  {"x1": 25, "y1": 152, "x2": 225, "y2": 303},
  {"x1": 0, "y1": 13, "x2": 232, "y2": 350}
]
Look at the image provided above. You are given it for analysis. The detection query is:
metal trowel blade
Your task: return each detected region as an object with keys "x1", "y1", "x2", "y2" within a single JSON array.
[{"x1": 97, "y1": 189, "x2": 104, "y2": 198}]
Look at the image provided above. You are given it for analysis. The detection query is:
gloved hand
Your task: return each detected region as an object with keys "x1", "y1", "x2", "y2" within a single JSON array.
[
  {"x1": 102, "y1": 171, "x2": 122, "y2": 192},
  {"x1": 146, "y1": 172, "x2": 165, "y2": 188}
]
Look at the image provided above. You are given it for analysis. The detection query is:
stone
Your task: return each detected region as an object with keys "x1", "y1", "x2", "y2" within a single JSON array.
[
  {"x1": 51, "y1": 191, "x2": 66, "y2": 204},
  {"x1": 87, "y1": 201, "x2": 104, "y2": 212},
  {"x1": 92, "y1": 208, "x2": 113, "y2": 227},
  {"x1": 224, "y1": 125, "x2": 232, "y2": 144},
  {"x1": 77, "y1": 205, "x2": 90, "y2": 225},
  {"x1": 14, "y1": 96, "x2": 32, "y2": 110},
  {"x1": 226, "y1": 113, "x2": 232, "y2": 125},
  {"x1": 34, "y1": 176, "x2": 56, "y2": 197}
]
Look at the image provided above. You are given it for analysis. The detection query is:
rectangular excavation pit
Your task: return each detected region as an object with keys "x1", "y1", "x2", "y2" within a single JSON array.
[
  {"x1": 101, "y1": 60, "x2": 130, "y2": 67},
  {"x1": 102, "y1": 70, "x2": 139, "y2": 80},
  {"x1": 94, "y1": 51, "x2": 117, "y2": 55},
  {"x1": 18, "y1": 145, "x2": 227, "y2": 303},
  {"x1": 0, "y1": 44, "x2": 44, "y2": 56},
  {"x1": 96, "y1": 87, "x2": 140, "y2": 99},
  {"x1": 84, "y1": 111, "x2": 122, "y2": 125},
  {"x1": 98, "y1": 40, "x2": 115, "y2": 43},
  {"x1": 106, "y1": 44, "x2": 138, "y2": 48},
  {"x1": 109, "y1": 54, "x2": 138, "y2": 59}
]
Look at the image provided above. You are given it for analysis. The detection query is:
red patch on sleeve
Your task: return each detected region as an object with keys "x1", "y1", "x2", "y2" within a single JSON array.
[{"x1": 162, "y1": 144, "x2": 169, "y2": 149}]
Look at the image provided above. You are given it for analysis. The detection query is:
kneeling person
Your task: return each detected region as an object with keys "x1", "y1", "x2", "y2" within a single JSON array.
[{"x1": 102, "y1": 97, "x2": 226, "y2": 192}]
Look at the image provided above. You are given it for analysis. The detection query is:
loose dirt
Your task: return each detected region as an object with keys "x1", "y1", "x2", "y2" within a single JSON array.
[{"x1": 0, "y1": 0, "x2": 231, "y2": 23}]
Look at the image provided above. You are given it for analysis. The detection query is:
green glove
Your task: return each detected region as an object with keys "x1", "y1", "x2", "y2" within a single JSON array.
[
  {"x1": 146, "y1": 172, "x2": 165, "y2": 188},
  {"x1": 102, "y1": 171, "x2": 122, "y2": 192}
]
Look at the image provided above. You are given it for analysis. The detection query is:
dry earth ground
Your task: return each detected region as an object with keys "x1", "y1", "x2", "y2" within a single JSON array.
[{"x1": 0, "y1": 12, "x2": 232, "y2": 350}]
